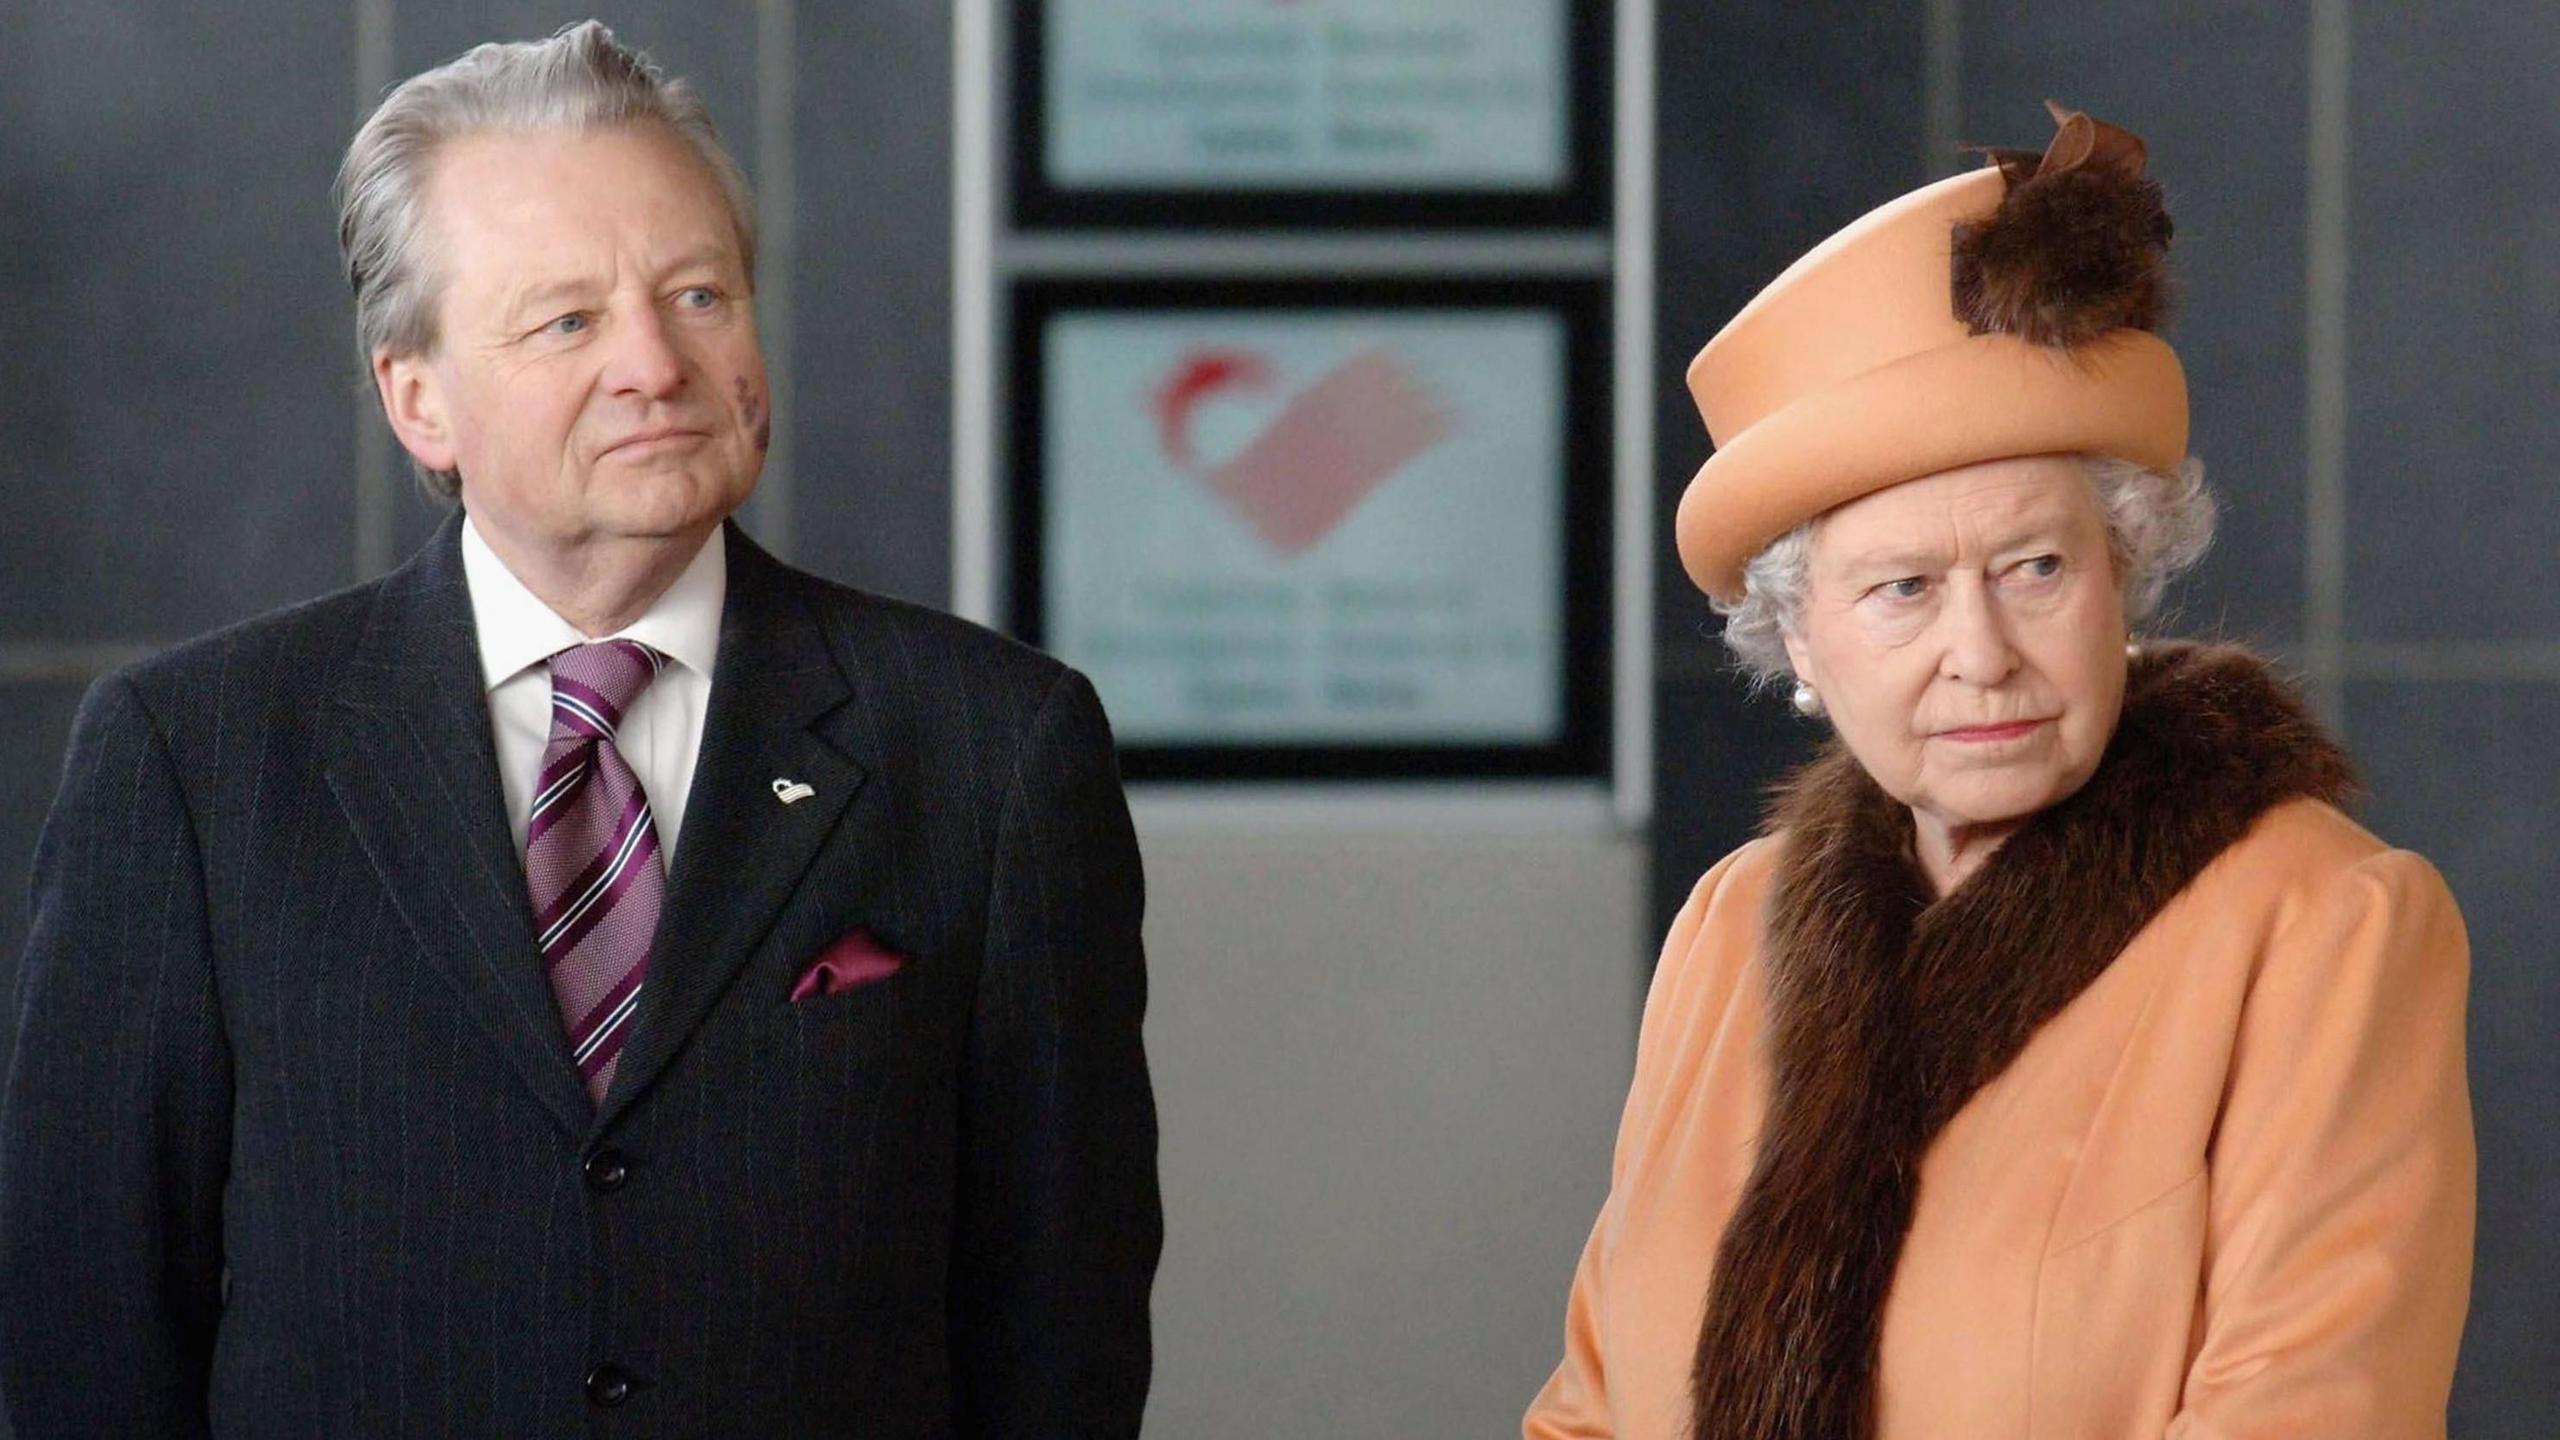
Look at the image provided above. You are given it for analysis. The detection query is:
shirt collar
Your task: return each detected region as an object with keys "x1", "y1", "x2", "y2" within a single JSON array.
[{"x1": 459, "y1": 516, "x2": 727, "y2": 692}]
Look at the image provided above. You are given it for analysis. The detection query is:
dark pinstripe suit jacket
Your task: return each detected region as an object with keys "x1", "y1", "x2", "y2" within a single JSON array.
[{"x1": 0, "y1": 516, "x2": 1161, "y2": 1437}]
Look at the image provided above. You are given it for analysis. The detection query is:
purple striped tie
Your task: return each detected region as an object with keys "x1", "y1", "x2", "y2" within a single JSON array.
[{"x1": 525, "y1": 639, "x2": 668, "y2": 1102}]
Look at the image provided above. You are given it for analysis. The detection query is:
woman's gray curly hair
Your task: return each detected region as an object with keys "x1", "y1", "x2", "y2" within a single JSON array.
[
  {"x1": 335, "y1": 20, "x2": 756, "y2": 501},
  {"x1": 1715, "y1": 454, "x2": 2217, "y2": 689}
]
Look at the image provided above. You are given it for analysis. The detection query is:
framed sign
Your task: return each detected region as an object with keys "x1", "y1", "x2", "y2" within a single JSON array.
[
  {"x1": 1012, "y1": 0, "x2": 1610, "y2": 229},
  {"x1": 1008, "y1": 276, "x2": 1610, "y2": 781}
]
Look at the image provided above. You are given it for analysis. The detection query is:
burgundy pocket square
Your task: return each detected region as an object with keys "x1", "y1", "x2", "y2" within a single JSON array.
[{"x1": 789, "y1": 930, "x2": 908, "y2": 1001}]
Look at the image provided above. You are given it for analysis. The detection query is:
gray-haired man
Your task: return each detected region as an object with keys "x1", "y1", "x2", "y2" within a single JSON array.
[{"x1": 0, "y1": 22, "x2": 1159, "y2": 1436}]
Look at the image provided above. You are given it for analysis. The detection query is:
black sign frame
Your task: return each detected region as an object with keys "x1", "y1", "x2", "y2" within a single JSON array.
[
  {"x1": 1010, "y1": 0, "x2": 1613, "y2": 231},
  {"x1": 1006, "y1": 274, "x2": 1613, "y2": 783}
]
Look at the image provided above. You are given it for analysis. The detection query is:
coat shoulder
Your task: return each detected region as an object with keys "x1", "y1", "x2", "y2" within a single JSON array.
[
  {"x1": 104, "y1": 576, "x2": 393, "y2": 733},
  {"x1": 1650, "y1": 836, "x2": 1786, "y2": 1016},
  {"x1": 1667, "y1": 835, "x2": 1785, "y2": 948},
  {"x1": 1703, "y1": 833, "x2": 1786, "y2": 916},
  {"x1": 2192, "y1": 795, "x2": 2401, "y2": 907},
  {"x1": 2163, "y1": 796, "x2": 2463, "y2": 1002},
  {"x1": 761, "y1": 565, "x2": 1112, "y2": 788},
  {"x1": 779, "y1": 566, "x2": 1076, "y2": 705}
]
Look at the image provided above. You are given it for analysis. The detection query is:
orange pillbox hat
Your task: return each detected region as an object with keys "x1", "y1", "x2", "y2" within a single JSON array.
[{"x1": 1675, "y1": 104, "x2": 2191, "y2": 603}]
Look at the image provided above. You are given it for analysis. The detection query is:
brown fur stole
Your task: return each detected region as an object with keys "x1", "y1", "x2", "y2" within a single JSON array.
[{"x1": 1688, "y1": 643, "x2": 2356, "y2": 1439}]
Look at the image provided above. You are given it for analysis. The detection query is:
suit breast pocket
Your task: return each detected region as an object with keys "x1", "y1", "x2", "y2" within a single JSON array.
[
  {"x1": 783, "y1": 959, "x2": 914, "y2": 1069},
  {"x1": 764, "y1": 957, "x2": 949, "y2": 1294}
]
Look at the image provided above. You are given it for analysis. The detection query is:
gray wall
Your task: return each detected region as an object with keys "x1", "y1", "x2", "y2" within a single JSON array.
[
  {"x1": 1138, "y1": 821, "x2": 1642, "y2": 1436},
  {"x1": 3, "y1": 3, "x2": 2553, "y2": 1435}
]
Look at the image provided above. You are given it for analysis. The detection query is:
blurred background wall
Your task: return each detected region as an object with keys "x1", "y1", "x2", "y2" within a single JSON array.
[{"x1": 2, "y1": 3, "x2": 2550, "y2": 1436}]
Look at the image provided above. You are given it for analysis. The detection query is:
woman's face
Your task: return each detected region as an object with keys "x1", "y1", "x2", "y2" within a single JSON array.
[{"x1": 1782, "y1": 454, "x2": 2129, "y2": 839}]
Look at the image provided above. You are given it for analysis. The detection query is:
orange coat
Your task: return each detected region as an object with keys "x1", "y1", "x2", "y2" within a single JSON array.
[{"x1": 1527, "y1": 796, "x2": 2475, "y2": 1438}]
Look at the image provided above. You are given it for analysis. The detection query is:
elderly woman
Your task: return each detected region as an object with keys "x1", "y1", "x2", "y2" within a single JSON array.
[{"x1": 1527, "y1": 106, "x2": 2474, "y2": 1440}]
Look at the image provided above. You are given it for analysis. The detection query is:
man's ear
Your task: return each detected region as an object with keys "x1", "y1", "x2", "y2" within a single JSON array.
[{"x1": 374, "y1": 348, "x2": 457, "y2": 474}]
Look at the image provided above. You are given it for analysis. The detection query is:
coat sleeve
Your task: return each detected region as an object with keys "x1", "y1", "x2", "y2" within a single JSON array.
[
  {"x1": 1524, "y1": 848, "x2": 1748, "y2": 1440},
  {"x1": 1, "y1": 673, "x2": 231, "y2": 1438},
  {"x1": 951, "y1": 667, "x2": 1162, "y2": 1438},
  {"x1": 2166, "y1": 848, "x2": 2475, "y2": 1438}
]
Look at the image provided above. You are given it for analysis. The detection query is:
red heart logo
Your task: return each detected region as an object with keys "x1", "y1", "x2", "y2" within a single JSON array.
[{"x1": 1150, "y1": 347, "x2": 1453, "y2": 555}]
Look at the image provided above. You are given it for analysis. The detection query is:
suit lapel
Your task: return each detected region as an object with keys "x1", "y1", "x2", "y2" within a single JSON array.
[
  {"x1": 597, "y1": 524, "x2": 867, "y2": 1129},
  {"x1": 321, "y1": 515, "x2": 595, "y2": 1137}
]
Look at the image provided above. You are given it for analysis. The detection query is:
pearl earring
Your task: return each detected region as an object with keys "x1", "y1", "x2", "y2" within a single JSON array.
[
  {"x1": 1791, "y1": 682, "x2": 1824, "y2": 717},
  {"x1": 2125, "y1": 639, "x2": 2144, "y2": 661}
]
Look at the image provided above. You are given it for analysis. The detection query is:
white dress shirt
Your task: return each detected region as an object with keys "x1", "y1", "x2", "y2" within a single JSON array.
[{"x1": 460, "y1": 517, "x2": 724, "y2": 863}]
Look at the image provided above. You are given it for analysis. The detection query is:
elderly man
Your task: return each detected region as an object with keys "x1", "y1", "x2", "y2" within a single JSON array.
[{"x1": 0, "y1": 21, "x2": 1159, "y2": 1437}]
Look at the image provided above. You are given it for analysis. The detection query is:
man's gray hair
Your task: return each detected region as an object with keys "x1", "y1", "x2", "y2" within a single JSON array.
[
  {"x1": 1715, "y1": 454, "x2": 2218, "y2": 689},
  {"x1": 335, "y1": 20, "x2": 756, "y2": 501}
]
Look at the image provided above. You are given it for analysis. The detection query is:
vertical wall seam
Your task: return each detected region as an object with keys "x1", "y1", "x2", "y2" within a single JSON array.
[
  {"x1": 1922, "y1": 0, "x2": 1964, "y2": 179},
  {"x1": 950, "y1": 0, "x2": 998, "y2": 624},
  {"x1": 1613, "y1": 0, "x2": 1656, "y2": 830},
  {"x1": 352, "y1": 0, "x2": 396, "y2": 579},
  {"x1": 2304, "y1": 0, "x2": 2352, "y2": 727},
  {"x1": 754, "y1": 0, "x2": 799, "y2": 562}
]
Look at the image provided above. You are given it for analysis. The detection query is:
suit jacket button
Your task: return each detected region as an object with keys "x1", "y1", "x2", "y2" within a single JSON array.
[
  {"x1": 585, "y1": 1362, "x2": 633, "y2": 1407},
  {"x1": 583, "y1": 1148, "x2": 630, "y2": 1193}
]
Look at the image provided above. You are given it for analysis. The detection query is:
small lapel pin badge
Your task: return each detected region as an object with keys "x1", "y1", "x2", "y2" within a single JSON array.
[{"x1": 770, "y1": 777, "x2": 817, "y2": 805}]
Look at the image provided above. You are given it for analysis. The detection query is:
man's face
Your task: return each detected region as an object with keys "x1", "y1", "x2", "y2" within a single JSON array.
[{"x1": 380, "y1": 123, "x2": 767, "y2": 554}]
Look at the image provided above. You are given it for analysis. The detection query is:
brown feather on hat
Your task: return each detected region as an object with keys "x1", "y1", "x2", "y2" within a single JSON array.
[{"x1": 1951, "y1": 100, "x2": 2176, "y2": 347}]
